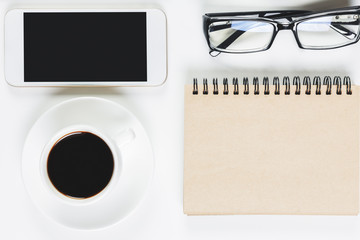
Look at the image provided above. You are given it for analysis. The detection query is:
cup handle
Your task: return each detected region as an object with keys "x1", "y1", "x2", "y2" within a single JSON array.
[{"x1": 113, "y1": 128, "x2": 136, "y2": 148}]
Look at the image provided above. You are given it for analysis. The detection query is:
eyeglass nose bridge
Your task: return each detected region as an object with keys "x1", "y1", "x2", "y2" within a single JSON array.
[
  {"x1": 276, "y1": 22, "x2": 295, "y2": 30},
  {"x1": 269, "y1": 22, "x2": 302, "y2": 49}
]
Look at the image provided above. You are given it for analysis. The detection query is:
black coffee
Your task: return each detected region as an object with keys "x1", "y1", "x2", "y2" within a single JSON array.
[{"x1": 47, "y1": 131, "x2": 114, "y2": 199}]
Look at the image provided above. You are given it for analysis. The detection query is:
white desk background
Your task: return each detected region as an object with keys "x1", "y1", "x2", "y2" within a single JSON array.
[{"x1": 1, "y1": 0, "x2": 360, "y2": 239}]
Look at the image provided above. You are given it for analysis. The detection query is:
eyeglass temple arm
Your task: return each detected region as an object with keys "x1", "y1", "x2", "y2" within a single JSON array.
[
  {"x1": 208, "y1": 29, "x2": 245, "y2": 56},
  {"x1": 205, "y1": 10, "x2": 310, "y2": 19},
  {"x1": 209, "y1": 10, "x2": 311, "y2": 32},
  {"x1": 258, "y1": 10, "x2": 311, "y2": 20},
  {"x1": 216, "y1": 30, "x2": 245, "y2": 50},
  {"x1": 330, "y1": 23, "x2": 358, "y2": 40}
]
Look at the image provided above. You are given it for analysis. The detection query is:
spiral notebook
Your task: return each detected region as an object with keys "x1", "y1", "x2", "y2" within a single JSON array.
[{"x1": 184, "y1": 76, "x2": 360, "y2": 215}]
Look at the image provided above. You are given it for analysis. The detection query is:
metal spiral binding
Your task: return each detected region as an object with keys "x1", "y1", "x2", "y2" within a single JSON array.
[
  {"x1": 233, "y1": 78, "x2": 239, "y2": 95},
  {"x1": 192, "y1": 76, "x2": 353, "y2": 95},
  {"x1": 243, "y1": 77, "x2": 249, "y2": 95},
  {"x1": 223, "y1": 78, "x2": 229, "y2": 95},
  {"x1": 293, "y1": 76, "x2": 301, "y2": 95},
  {"x1": 193, "y1": 78, "x2": 198, "y2": 95},
  {"x1": 263, "y1": 77, "x2": 270, "y2": 95},
  {"x1": 313, "y1": 76, "x2": 321, "y2": 95},
  {"x1": 333, "y1": 76, "x2": 342, "y2": 95},
  {"x1": 283, "y1": 76, "x2": 290, "y2": 95},
  {"x1": 253, "y1": 77, "x2": 260, "y2": 95},
  {"x1": 344, "y1": 76, "x2": 352, "y2": 95},
  {"x1": 213, "y1": 78, "x2": 219, "y2": 95},
  {"x1": 324, "y1": 76, "x2": 332, "y2": 95},
  {"x1": 303, "y1": 76, "x2": 311, "y2": 95},
  {"x1": 203, "y1": 78, "x2": 208, "y2": 95},
  {"x1": 273, "y1": 77, "x2": 280, "y2": 95}
]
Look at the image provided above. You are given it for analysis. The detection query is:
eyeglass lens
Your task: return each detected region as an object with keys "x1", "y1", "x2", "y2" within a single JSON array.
[
  {"x1": 209, "y1": 21, "x2": 275, "y2": 52},
  {"x1": 297, "y1": 14, "x2": 360, "y2": 49}
]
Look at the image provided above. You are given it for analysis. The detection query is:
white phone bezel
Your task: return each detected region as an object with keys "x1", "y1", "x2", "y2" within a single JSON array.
[{"x1": 5, "y1": 9, "x2": 167, "y2": 87}]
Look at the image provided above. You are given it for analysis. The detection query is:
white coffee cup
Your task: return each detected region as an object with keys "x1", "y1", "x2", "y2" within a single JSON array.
[
  {"x1": 22, "y1": 97, "x2": 154, "y2": 229},
  {"x1": 40, "y1": 125, "x2": 135, "y2": 205}
]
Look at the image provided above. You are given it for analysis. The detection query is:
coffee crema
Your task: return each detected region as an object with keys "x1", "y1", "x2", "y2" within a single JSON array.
[{"x1": 47, "y1": 131, "x2": 114, "y2": 199}]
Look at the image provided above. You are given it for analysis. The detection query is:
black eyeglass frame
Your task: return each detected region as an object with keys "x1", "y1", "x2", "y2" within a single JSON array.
[{"x1": 203, "y1": 5, "x2": 360, "y2": 55}]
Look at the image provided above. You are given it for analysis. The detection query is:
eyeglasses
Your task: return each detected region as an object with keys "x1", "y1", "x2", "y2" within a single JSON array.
[{"x1": 203, "y1": 6, "x2": 360, "y2": 56}]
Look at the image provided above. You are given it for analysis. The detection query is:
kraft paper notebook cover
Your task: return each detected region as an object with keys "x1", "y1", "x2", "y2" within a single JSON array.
[{"x1": 184, "y1": 78, "x2": 359, "y2": 215}]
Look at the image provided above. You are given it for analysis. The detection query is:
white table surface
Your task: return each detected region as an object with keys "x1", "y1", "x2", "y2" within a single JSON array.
[{"x1": 1, "y1": 0, "x2": 360, "y2": 239}]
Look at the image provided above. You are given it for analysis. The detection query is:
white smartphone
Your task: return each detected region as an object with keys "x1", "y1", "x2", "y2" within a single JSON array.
[{"x1": 5, "y1": 9, "x2": 167, "y2": 87}]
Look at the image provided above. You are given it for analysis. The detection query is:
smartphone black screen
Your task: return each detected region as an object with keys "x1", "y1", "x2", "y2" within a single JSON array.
[{"x1": 24, "y1": 12, "x2": 147, "y2": 82}]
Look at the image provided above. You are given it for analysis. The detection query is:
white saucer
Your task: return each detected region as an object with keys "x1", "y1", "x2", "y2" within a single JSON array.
[{"x1": 22, "y1": 97, "x2": 154, "y2": 230}]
